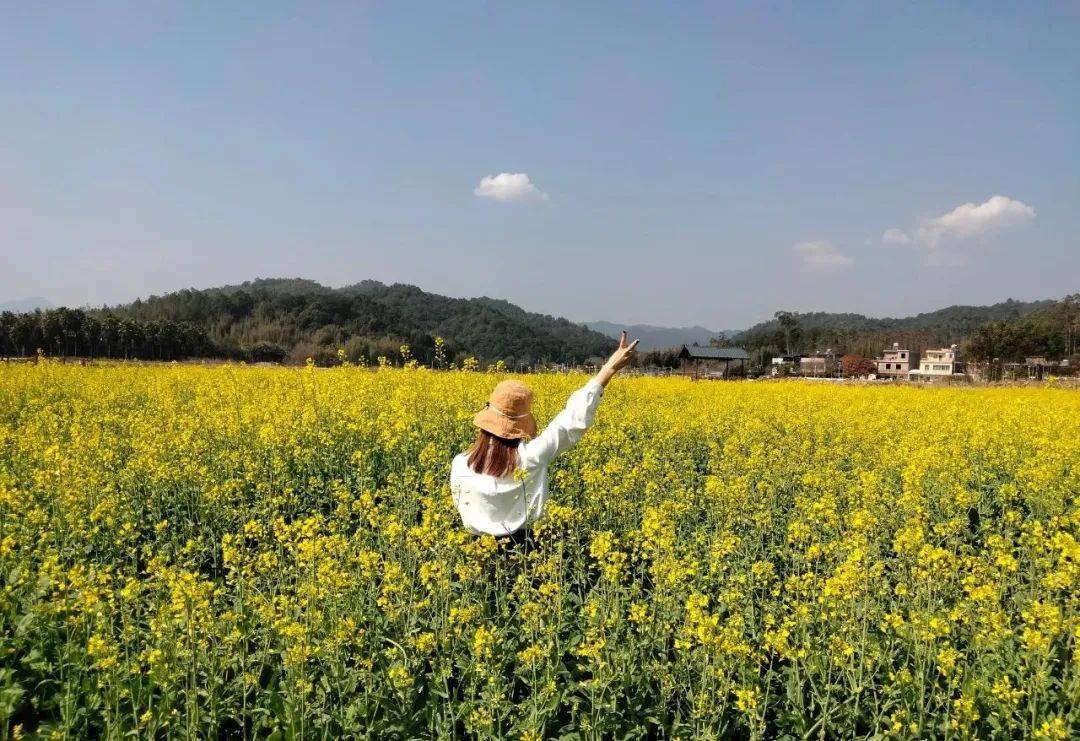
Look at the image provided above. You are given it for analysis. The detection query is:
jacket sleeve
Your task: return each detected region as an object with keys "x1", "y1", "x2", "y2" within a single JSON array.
[{"x1": 522, "y1": 379, "x2": 604, "y2": 467}]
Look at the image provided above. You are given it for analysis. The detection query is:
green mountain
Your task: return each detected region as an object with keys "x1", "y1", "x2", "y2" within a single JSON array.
[
  {"x1": 102, "y1": 278, "x2": 616, "y2": 365},
  {"x1": 5, "y1": 282, "x2": 1074, "y2": 366},
  {"x1": 586, "y1": 321, "x2": 737, "y2": 351},
  {"x1": 735, "y1": 298, "x2": 1072, "y2": 360},
  {"x1": 738, "y1": 299, "x2": 1053, "y2": 340}
]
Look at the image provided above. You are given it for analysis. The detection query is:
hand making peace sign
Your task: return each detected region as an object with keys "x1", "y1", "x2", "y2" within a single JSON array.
[{"x1": 606, "y1": 330, "x2": 640, "y2": 371}]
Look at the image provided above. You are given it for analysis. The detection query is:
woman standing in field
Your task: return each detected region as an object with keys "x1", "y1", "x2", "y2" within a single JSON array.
[{"x1": 451, "y1": 331, "x2": 639, "y2": 540}]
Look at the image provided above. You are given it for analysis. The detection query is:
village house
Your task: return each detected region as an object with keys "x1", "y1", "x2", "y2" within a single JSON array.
[
  {"x1": 917, "y1": 345, "x2": 963, "y2": 376},
  {"x1": 875, "y1": 343, "x2": 917, "y2": 378},
  {"x1": 769, "y1": 354, "x2": 801, "y2": 377},
  {"x1": 678, "y1": 344, "x2": 749, "y2": 377},
  {"x1": 1024, "y1": 357, "x2": 1065, "y2": 380},
  {"x1": 799, "y1": 354, "x2": 837, "y2": 377}
]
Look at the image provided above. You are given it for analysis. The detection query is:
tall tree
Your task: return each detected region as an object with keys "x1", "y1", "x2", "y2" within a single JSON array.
[{"x1": 774, "y1": 311, "x2": 801, "y2": 355}]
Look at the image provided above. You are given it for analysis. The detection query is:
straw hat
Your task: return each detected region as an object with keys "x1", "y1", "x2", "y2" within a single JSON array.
[{"x1": 473, "y1": 380, "x2": 537, "y2": 439}]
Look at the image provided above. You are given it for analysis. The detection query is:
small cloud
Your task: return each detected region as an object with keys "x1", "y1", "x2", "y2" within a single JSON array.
[
  {"x1": 883, "y1": 195, "x2": 1035, "y2": 249},
  {"x1": 791, "y1": 240, "x2": 853, "y2": 272},
  {"x1": 473, "y1": 172, "x2": 548, "y2": 202},
  {"x1": 881, "y1": 228, "x2": 911, "y2": 245}
]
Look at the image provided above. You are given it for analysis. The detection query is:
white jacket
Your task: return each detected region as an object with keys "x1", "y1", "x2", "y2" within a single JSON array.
[{"x1": 450, "y1": 379, "x2": 604, "y2": 536}]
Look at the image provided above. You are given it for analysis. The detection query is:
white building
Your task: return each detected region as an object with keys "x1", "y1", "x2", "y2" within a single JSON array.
[
  {"x1": 875, "y1": 343, "x2": 916, "y2": 378},
  {"x1": 916, "y1": 345, "x2": 963, "y2": 376}
]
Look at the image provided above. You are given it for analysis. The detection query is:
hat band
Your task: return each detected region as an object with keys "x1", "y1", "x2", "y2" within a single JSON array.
[{"x1": 484, "y1": 401, "x2": 532, "y2": 420}]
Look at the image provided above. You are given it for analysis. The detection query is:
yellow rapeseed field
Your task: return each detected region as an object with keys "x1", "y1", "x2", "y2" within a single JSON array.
[{"x1": 0, "y1": 361, "x2": 1077, "y2": 739}]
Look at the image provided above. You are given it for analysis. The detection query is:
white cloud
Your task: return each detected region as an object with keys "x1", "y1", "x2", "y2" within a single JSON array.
[
  {"x1": 881, "y1": 228, "x2": 911, "y2": 245},
  {"x1": 883, "y1": 195, "x2": 1035, "y2": 248},
  {"x1": 791, "y1": 240, "x2": 853, "y2": 272},
  {"x1": 473, "y1": 172, "x2": 548, "y2": 202}
]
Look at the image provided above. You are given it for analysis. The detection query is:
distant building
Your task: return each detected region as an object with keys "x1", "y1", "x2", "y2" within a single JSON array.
[
  {"x1": 875, "y1": 343, "x2": 917, "y2": 378},
  {"x1": 1025, "y1": 357, "x2": 1060, "y2": 380},
  {"x1": 768, "y1": 355, "x2": 800, "y2": 378},
  {"x1": 799, "y1": 354, "x2": 836, "y2": 377},
  {"x1": 679, "y1": 344, "x2": 749, "y2": 377},
  {"x1": 917, "y1": 345, "x2": 963, "y2": 376}
]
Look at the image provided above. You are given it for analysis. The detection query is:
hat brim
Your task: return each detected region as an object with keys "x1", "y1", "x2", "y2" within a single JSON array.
[{"x1": 473, "y1": 407, "x2": 537, "y2": 440}]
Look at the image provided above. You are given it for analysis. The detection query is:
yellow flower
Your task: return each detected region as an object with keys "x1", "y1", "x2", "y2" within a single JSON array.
[
  {"x1": 472, "y1": 624, "x2": 497, "y2": 660},
  {"x1": 2, "y1": 361, "x2": 1078, "y2": 736},
  {"x1": 1033, "y1": 717, "x2": 1069, "y2": 741},
  {"x1": 735, "y1": 687, "x2": 759, "y2": 713},
  {"x1": 991, "y1": 675, "x2": 1023, "y2": 705},
  {"x1": 387, "y1": 664, "x2": 412, "y2": 692},
  {"x1": 950, "y1": 695, "x2": 979, "y2": 730},
  {"x1": 517, "y1": 643, "x2": 545, "y2": 668},
  {"x1": 412, "y1": 632, "x2": 436, "y2": 654},
  {"x1": 86, "y1": 634, "x2": 119, "y2": 671}
]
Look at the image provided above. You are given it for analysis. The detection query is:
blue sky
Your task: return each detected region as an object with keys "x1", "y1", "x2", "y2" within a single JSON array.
[{"x1": 1, "y1": 2, "x2": 1077, "y2": 328}]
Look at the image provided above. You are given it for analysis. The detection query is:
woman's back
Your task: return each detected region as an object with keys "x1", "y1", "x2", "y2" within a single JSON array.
[
  {"x1": 450, "y1": 331, "x2": 638, "y2": 537},
  {"x1": 451, "y1": 378, "x2": 604, "y2": 535}
]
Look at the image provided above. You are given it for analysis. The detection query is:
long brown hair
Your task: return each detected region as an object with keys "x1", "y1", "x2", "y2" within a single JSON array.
[{"x1": 466, "y1": 428, "x2": 521, "y2": 478}]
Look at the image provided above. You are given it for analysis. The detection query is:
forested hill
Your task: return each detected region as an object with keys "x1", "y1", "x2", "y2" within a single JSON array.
[
  {"x1": 735, "y1": 298, "x2": 1058, "y2": 356},
  {"x1": 740, "y1": 299, "x2": 1053, "y2": 339},
  {"x1": 5, "y1": 282, "x2": 1073, "y2": 365},
  {"x1": 586, "y1": 321, "x2": 737, "y2": 351},
  {"x1": 100, "y1": 278, "x2": 616, "y2": 365}
]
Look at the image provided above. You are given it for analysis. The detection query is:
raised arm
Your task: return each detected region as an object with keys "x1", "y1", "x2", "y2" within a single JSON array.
[
  {"x1": 522, "y1": 331, "x2": 639, "y2": 466},
  {"x1": 594, "y1": 330, "x2": 640, "y2": 388}
]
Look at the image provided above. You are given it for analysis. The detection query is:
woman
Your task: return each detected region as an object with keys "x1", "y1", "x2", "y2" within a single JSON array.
[{"x1": 451, "y1": 331, "x2": 639, "y2": 538}]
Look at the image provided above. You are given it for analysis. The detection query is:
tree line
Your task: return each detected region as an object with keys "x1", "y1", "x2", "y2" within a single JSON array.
[
  {"x1": 0, "y1": 278, "x2": 616, "y2": 366},
  {"x1": 96, "y1": 278, "x2": 614, "y2": 366},
  {"x1": 964, "y1": 295, "x2": 1080, "y2": 361},
  {"x1": 731, "y1": 295, "x2": 1078, "y2": 366},
  {"x1": 0, "y1": 308, "x2": 212, "y2": 361},
  {"x1": 0, "y1": 306, "x2": 440, "y2": 365},
  {"x1": 4, "y1": 285, "x2": 1074, "y2": 368}
]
